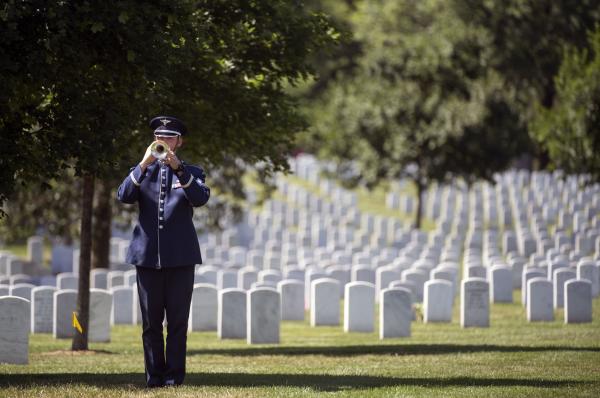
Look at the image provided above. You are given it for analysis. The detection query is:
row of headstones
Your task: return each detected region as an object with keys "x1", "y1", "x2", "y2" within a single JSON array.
[
  {"x1": 0, "y1": 269, "x2": 136, "y2": 291},
  {"x1": 203, "y1": 211, "x2": 598, "y2": 274},
  {"x1": 193, "y1": 281, "x2": 414, "y2": 341},
  {"x1": 0, "y1": 240, "x2": 79, "y2": 275},
  {"x1": 1, "y1": 288, "x2": 116, "y2": 337},
  {"x1": 1, "y1": 236, "x2": 134, "y2": 275},
  {"x1": 1, "y1": 282, "x2": 143, "y2": 330},
  {"x1": 264, "y1": 164, "x2": 600, "y2": 257},
  {"x1": 39, "y1": 235, "x2": 593, "y2": 317},
  {"x1": 0, "y1": 251, "x2": 54, "y2": 281},
  {"x1": 0, "y1": 281, "x2": 368, "y2": 365},
  {"x1": 199, "y1": 240, "x2": 410, "y2": 271},
  {"x1": 284, "y1": 164, "x2": 599, "y2": 235},
  {"x1": 213, "y1": 268, "x2": 594, "y2": 342},
  {"x1": 2, "y1": 271, "x2": 593, "y2": 365},
  {"x1": 199, "y1": 223, "x2": 462, "y2": 270},
  {"x1": 0, "y1": 289, "x2": 114, "y2": 364},
  {"x1": 194, "y1": 259, "x2": 461, "y2": 306},
  {"x1": 243, "y1": 163, "x2": 599, "y2": 320}
]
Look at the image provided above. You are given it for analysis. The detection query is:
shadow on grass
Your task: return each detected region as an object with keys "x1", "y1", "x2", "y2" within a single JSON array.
[
  {"x1": 187, "y1": 343, "x2": 600, "y2": 357},
  {"x1": 0, "y1": 372, "x2": 591, "y2": 391}
]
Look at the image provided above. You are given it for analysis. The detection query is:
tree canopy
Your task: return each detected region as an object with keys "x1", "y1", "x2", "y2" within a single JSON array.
[
  {"x1": 531, "y1": 27, "x2": 600, "y2": 182},
  {"x1": 300, "y1": 0, "x2": 529, "y2": 227},
  {"x1": 0, "y1": 0, "x2": 339, "y2": 214},
  {"x1": 0, "y1": 0, "x2": 339, "y2": 350}
]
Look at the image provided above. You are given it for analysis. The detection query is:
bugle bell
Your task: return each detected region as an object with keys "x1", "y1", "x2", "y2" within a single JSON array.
[{"x1": 150, "y1": 140, "x2": 169, "y2": 161}]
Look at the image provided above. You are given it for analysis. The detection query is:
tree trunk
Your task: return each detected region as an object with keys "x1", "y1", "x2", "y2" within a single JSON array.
[
  {"x1": 72, "y1": 174, "x2": 95, "y2": 351},
  {"x1": 414, "y1": 179, "x2": 424, "y2": 230},
  {"x1": 92, "y1": 178, "x2": 112, "y2": 269}
]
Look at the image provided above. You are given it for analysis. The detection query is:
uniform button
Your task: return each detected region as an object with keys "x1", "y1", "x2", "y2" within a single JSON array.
[
  {"x1": 160, "y1": 217, "x2": 164, "y2": 220},
  {"x1": 160, "y1": 199, "x2": 164, "y2": 203},
  {"x1": 159, "y1": 225, "x2": 163, "y2": 229}
]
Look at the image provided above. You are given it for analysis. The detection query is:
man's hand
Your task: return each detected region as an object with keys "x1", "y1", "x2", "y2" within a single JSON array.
[
  {"x1": 139, "y1": 143, "x2": 157, "y2": 171},
  {"x1": 165, "y1": 150, "x2": 182, "y2": 170}
]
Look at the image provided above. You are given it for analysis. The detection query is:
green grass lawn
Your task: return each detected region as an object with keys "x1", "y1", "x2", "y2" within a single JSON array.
[{"x1": 1, "y1": 293, "x2": 599, "y2": 397}]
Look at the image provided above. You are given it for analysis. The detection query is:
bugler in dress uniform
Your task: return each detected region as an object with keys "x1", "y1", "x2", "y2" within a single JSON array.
[{"x1": 117, "y1": 116, "x2": 210, "y2": 388}]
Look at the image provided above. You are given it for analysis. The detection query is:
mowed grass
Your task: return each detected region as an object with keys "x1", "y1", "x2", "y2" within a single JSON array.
[
  {"x1": 1, "y1": 293, "x2": 599, "y2": 397},
  {"x1": 1, "y1": 174, "x2": 598, "y2": 396}
]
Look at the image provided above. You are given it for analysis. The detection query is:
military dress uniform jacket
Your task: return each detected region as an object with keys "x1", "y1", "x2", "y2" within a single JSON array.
[{"x1": 117, "y1": 161, "x2": 210, "y2": 269}]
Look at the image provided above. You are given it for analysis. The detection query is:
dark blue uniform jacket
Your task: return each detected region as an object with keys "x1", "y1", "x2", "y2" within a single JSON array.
[{"x1": 117, "y1": 162, "x2": 210, "y2": 268}]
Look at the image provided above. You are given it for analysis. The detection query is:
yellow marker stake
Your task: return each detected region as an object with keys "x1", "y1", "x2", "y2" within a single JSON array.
[{"x1": 72, "y1": 312, "x2": 83, "y2": 334}]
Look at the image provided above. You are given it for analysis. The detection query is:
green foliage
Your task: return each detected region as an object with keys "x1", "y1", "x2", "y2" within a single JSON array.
[
  {"x1": 0, "y1": 170, "x2": 81, "y2": 244},
  {"x1": 298, "y1": 0, "x2": 600, "y2": 205},
  {"x1": 451, "y1": 0, "x2": 600, "y2": 108},
  {"x1": 530, "y1": 27, "x2": 600, "y2": 183},
  {"x1": 0, "y1": 0, "x2": 339, "y2": 217},
  {"x1": 304, "y1": 0, "x2": 527, "y2": 190}
]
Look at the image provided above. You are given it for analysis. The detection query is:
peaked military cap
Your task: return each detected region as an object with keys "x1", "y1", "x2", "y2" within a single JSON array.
[{"x1": 149, "y1": 116, "x2": 188, "y2": 137}]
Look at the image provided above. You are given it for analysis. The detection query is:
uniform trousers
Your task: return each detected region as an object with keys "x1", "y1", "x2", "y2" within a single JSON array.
[{"x1": 136, "y1": 265, "x2": 195, "y2": 387}]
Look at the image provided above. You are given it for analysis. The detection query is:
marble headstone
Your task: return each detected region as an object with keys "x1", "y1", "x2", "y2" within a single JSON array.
[
  {"x1": 379, "y1": 287, "x2": 412, "y2": 339},
  {"x1": 460, "y1": 278, "x2": 489, "y2": 328},
  {"x1": 310, "y1": 278, "x2": 340, "y2": 326},
  {"x1": 9, "y1": 283, "x2": 35, "y2": 302},
  {"x1": 57, "y1": 273, "x2": 78, "y2": 290},
  {"x1": 526, "y1": 278, "x2": 554, "y2": 322},
  {"x1": 88, "y1": 289, "x2": 112, "y2": 342},
  {"x1": 53, "y1": 289, "x2": 78, "y2": 338},
  {"x1": 218, "y1": 288, "x2": 246, "y2": 339},
  {"x1": 278, "y1": 280, "x2": 304, "y2": 321},
  {"x1": 0, "y1": 296, "x2": 30, "y2": 364},
  {"x1": 247, "y1": 288, "x2": 280, "y2": 344},
  {"x1": 553, "y1": 268, "x2": 576, "y2": 309},
  {"x1": 344, "y1": 282, "x2": 375, "y2": 332},
  {"x1": 489, "y1": 265, "x2": 513, "y2": 303},
  {"x1": 31, "y1": 286, "x2": 57, "y2": 333},
  {"x1": 189, "y1": 283, "x2": 218, "y2": 331},
  {"x1": 564, "y1": 279, "x2": 592, "y2": 323},
  {"x1": 424, "y1": 279, "x2": 453, "y2": 323},
  {"x1": 110, "y1": 286, "x2": 134, "y2": 325}
]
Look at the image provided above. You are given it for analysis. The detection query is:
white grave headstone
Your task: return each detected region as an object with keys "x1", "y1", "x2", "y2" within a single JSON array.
[
  {"x1": 489, "y1": 265, "x2": 513, "y2": 303},
  {"x1": 31, "y1": 286, "x2": 57, "y2": 333},
  {"x1": 278, "y1": 280, "x2": 304, "y2": 321},
  {"x1": 460, "y1": 278, "x2": 489, "y2": 328},
  {"x1": 189, "y1": 284, "x2": 218, "y2": 331},
  {"x1": 53, "y1": 289, "x2": 77, "y2": 338},
  {"x1": 88, "y1": 289, "x2": 112, "y2": 342},
  {"x1": 379, "y1": 287, "x2": 412, "y2": 339},
  {"x1": 424, "y1": 279, "x2": 453, "y2": 323},
  {"x1": 218, "y1": 288, "x2": 246, "y2": 339},
  {"x1": 344, "y1": 282, "x2": 375, "y2": 332},
  {"x1": 553, "y1": 268, "x2": 576, "y2": 309},
  {"x1": 247, "y1": 288, "x2": 280, "y2": 344},
  {"x1": 564, "y1": 279, "x2": 592, "y2": 323},
  {"x1": 0, "y1": 296, "x2": 30, "y2": 364},
  {"x1": 526, "y1": 278, "x2": 554, "y2": 322},
  {"x1": 310, "y1": 278, "x2": 340, "y2": 326},
  {"x1": 110, "y1": 286, "x2": 134, "y2": 325}
]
